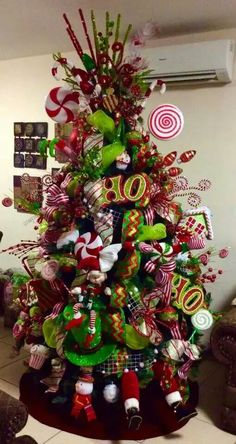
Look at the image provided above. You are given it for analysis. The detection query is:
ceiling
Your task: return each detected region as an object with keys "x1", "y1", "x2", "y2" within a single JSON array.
[{"x1": 1, "y1": 0, "x2": 236, "y2": 60}]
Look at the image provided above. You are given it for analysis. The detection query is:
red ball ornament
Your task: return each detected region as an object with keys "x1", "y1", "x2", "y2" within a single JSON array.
[
  {"x1": 80, "y1": 81, "x2": 95, "y2": 95},
  {"x1": 98, "y1": 53, "x2": 109, "y2": 64},
  {"x1": 122, "y1": 64, "x2": 135, "y2": 74},
  {"x1": 122, "y1": 75, "x2": 132, "y2": 88},
  {"x1": 98, "y1": 75, "x2": 112, "y2": 87},
  {"x1": 112, "y1": 41, "x2": 123, "y2": 52},
  {"x1": 69, "y1": 128, "x2": 78, "y2": 150},
  {"x1": 2, "y1": 197, "x2": 13, "y2": 207},
  {"x1": 143, "y1": 134, "x2": 150, "y2": 143}
]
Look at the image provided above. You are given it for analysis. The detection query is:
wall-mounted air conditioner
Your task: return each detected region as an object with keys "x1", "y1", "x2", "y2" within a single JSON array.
[{"x1": 142, "y1": 39, "x2": 235, "y2": 84}]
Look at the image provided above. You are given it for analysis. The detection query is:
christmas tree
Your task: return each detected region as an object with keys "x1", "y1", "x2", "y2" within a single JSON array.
[{"x1": 3, "y1": 9, "x2": 228, "y2": 439}]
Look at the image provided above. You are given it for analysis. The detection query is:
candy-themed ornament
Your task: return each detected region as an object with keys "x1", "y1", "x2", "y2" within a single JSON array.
[
  {"x1": 148, "y1": 104, "x2": 184, "y2": 140},
  {"x1": 45, "y1": 87, "x2": 80, "y2": 123}
]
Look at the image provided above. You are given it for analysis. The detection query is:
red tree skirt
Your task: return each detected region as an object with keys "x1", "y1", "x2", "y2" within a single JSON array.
[{"x1": 20, "y1": 372, "x2": 198, "y2": 440}]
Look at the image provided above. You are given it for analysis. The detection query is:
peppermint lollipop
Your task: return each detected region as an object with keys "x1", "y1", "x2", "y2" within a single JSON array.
[
  {"x1": 45, "y1": 87, "x2": 80, "y2": 123},
  {"x1": 148, "y1": 104, "x2": 184, "y2": 140},
  {"x1": 74, "y1": 232, "x2": 103, "y2": 260},
  {"x1": 191, "y1": 309, "x2": 213, "y2": 331},
  {"x1": 41, "y1": 260, "x2": 59, "y2": 281}
]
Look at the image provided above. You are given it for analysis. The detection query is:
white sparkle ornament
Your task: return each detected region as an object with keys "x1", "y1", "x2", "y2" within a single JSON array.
[{"x1": 191, "y1": 309, "x2": 213, "y2": 331}]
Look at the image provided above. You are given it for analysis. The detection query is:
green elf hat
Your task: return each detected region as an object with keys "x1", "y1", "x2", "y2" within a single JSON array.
[{"x1": 63, "y1": 304, "x2": 116, "y2": 366}]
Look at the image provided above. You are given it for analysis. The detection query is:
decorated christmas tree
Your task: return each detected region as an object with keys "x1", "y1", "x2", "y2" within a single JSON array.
[{"x1": 2, "y1": 9, "x2": 228, "y2": 440}]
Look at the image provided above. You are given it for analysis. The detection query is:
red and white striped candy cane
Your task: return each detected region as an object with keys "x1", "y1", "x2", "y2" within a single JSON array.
[
  {"x1": 88, "y1": 310, "x2": 96, "y2": 334},
  {"x1": 73, "y1": 303, "x2": 83, "y2": 319},
  {"x1": 52, "y1": 58, "x2": 73, "y2": 81},
  {"x1": 155, "y1": 261, "x2": 176, "y2": 306},
  {"x1": 178, "y1": 358, "x2": 193, "y2": 380}
]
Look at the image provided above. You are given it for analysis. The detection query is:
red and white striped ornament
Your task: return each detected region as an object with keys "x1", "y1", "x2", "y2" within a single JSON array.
[
  {"x1": 163, "y1": 151, "x2": 177, "y2": 167},
  {"x1": 88, "y1": 310, "x2": 96, "y2": 334},
  {"x1": 177, "y1": 150, "x2": 196, "y2": 163},
  {"x1": 148, "y1": 104, "x2": 184, "y2": 140},
  {"x1": 45, "y1": 87, "x2": 80, "y2": 123},
  {"x1": 167, "y1": 167, "x2": 183, "y2": 177},
  {"x1": 187, "y1": 236, "x2": 206, "y2": 250}
]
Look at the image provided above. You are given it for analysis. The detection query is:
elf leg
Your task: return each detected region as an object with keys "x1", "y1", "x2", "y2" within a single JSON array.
[
  {"x1": 153, "y1": 360, "x2": 197, "y2": 422},
  {"x1": 121, "y1": 370, "x2": 142, "y2": 430}
]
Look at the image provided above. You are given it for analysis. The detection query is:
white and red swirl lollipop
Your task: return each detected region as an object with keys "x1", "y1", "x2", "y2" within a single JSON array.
[
  {"x1": 148, "y1": 104, "x2": 184, "y2": 140},
  {"x1": 45, "y1": 87, "x2": 80, "y2": 123},
  {"x1": 74, "y1": 232, "x2": 103, "y2": 260}
]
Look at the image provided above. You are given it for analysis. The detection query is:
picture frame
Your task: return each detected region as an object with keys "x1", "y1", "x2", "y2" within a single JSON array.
[
  {"x1": 24, "y1": 138, "x2": 35, "y2": 152},
  {"x1": 33, "y1": 155, "x2": 47, "y2": 170},
  {"x1": 13, "y1": 175, "x2": 43, "y2": 213},
  {"x1": 24, "y1": 154, "x2": 34, "y2": 168},
  {"x1": 14, "y1": 153, "x2": 24, "y2": 168},
  {"x1": 14, "y1": 122, "x2": 25, "y2": 137},
  {"x1": 14, "y1": 138, "x2": 25, "y2": 152},
  {"x1": 35, "y1": 122, "x2": 48, "y2": 138},
  {"x1": 25, "y1": 122, "x2": 35, "y2": 137}
]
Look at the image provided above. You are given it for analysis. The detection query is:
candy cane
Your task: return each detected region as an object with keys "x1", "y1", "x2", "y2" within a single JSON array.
[
  {"x1": 88, "y1": 310, "x2": 96, "y2": 334},
  {"x1": 51, "y1": 58, "x2": 74, "y2": 81}
]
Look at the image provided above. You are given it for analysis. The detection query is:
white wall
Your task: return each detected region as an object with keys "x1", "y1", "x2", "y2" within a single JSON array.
[{"x1": 1, "y1": 31, "x2": 236, "y2": 312}]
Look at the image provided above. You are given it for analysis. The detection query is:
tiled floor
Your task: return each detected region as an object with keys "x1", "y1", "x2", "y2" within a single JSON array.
[{"x1": 0, "y1": 318, "x2": 234, "y2": 443}]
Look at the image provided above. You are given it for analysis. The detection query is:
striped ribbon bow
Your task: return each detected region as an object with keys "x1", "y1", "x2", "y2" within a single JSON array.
[{"x1": 45, "y1": 184, "x2": 69, "y2": 207}]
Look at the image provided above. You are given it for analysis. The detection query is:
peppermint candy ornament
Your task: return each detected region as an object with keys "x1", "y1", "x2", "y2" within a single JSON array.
[
  {"x1": 74, "y1": 232, "x2": 103, "y2": 266},
  {"x1": 45, "y1": 87, "x2": 80, "y2": 123},
  {"x1": 191, "y1": 309, "x2": 213, "y2": 330},
  {"x1": 152, "y1": 242, "x2": 174, "y2": 264},
  {"x1": 41, "y1": 260, "x2": 59, "y2": 281},
  {"x1": 219, "y1": 247, "x2": 229, "y2": 258},
  {"x1": 148, "y1": 104, "x2": 184, "y2": 140}
]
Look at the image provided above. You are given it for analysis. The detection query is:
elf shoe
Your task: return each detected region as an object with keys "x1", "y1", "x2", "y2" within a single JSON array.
[
  {"x1": 127, "y1": 407, "x2": 142, "y2": 431},
  {"x1": 173, "y1": 402, "x2": 198, "y2": 422}
]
